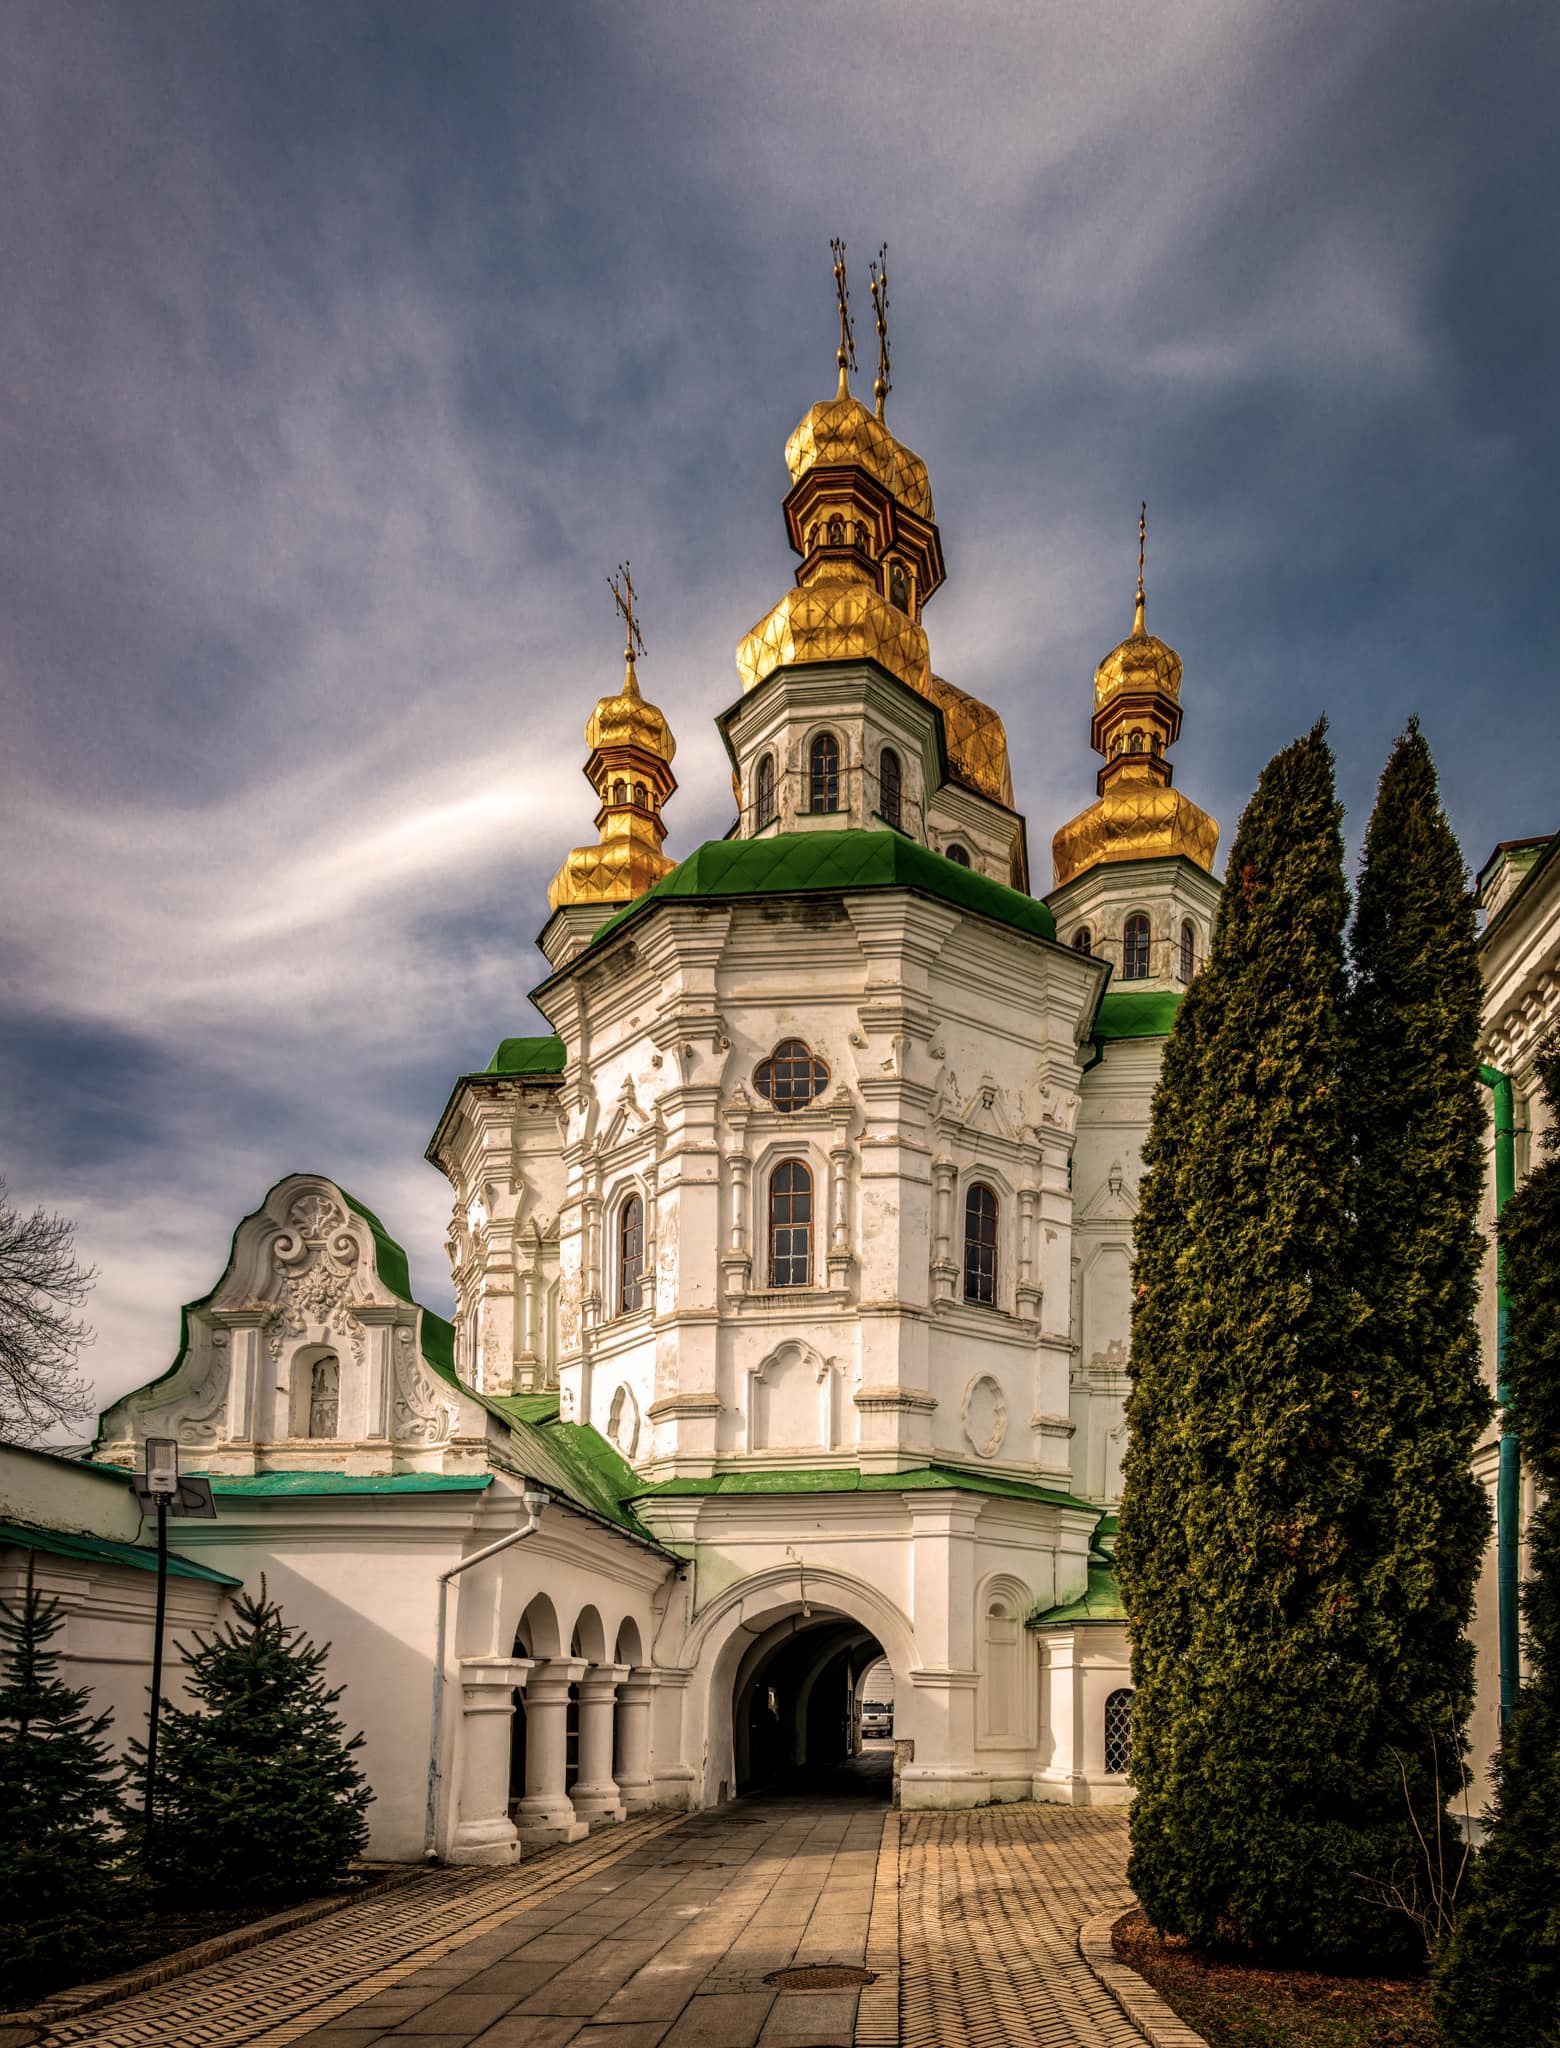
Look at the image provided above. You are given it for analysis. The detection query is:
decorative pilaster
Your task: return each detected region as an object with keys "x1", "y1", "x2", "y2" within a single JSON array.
[
  {"x1": 1016, "y1": 1184, "x2": 1041, "y2": 1321},
  {"x1": 614, "y1": 1668, "x2": 660, "y2": 1813},
  {"x1": 571, "y1": 1662, "x2": 629, "y2": 1825},
  {"x1": 827, "y1": 1098, "x2": 855, "y2": 1288},
  {"x1": 449, "y1": 1656, "x2": 532, "y2": 1865},
  {"x1": 930, "y1": 1155, "x2": 958, "y2": 1303},
  {"x1": 721, "y1": 1091, "x2": 753, "y2": 1297}
]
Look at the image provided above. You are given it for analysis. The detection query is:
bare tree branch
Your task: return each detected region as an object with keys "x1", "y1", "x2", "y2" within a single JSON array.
[{"x1": 0, "y1": 1177, "x2": 97, "y2": 1445}]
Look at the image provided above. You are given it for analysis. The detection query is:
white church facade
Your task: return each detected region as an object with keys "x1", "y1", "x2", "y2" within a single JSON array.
[{"x1": 7, "y1": 294, "x2": 1544, "y2": 1868}]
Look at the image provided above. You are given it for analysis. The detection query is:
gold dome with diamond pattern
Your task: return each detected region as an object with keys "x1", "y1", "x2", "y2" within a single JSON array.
[
  {"x1": 1053, "y1": 541, "x2": 1219, "y2": 887},
  {"x1": 548, "y1": 596, "x2": 679, "y2": 911}
]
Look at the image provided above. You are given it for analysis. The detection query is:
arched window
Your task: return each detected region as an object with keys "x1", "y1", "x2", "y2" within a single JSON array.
[
  {"x1": 754, "y1": 1039, "x2": 829, "y2": 1112},
  {"x1": 879, "y1": 747, "x2": 903, "y2": 831},
  {"x1": 1179, "y1": 920, "x2": 1195, "y2": 983},
  {"x1": 828, "y1": 515, "x2": 845, "y2": 546},
  {"x1": 1123, "y1": 913, "x2": 1151, "y2": 980},
  {"x1": 1105, "y1": 1687, "x2": 1134, "y2": 1774},
  {"x1": 945, "y1": 842, "x2": 971, "y2": 867},
  {"x1": 618, "y1": 1195, "x2": 644, "y2": 1315},
  {"x1": 307, "y1": 1354, "x2": 339, "y2": 1438},
  {"x1": 889, "y1": 562, "x2": 910, "y2": 611},
  {"x1": 1129, "y1": 730, "x2": 1145, "y2": 754},
  {"x1": 1073, "y1": 927, "x2": 1092, "y2": 957},
  {"x1": 755, "y1": 753, "x2": 777, "y2": 829},
  {"x1": 612, "y1": 778, "x2": 627, "y2": 805},
  {"x1": 633, "y1": 780, "x2": 648, "y2": 809},
  {"x1": 809, "y1": 732, "x2": 840, "y2": 813},
  {"x1": 963, "y1": 1183, "x2": 999, "y2": 1306},
  {"x1": 769, "y1": 1162, "x2": 813, "y2": 1288}
]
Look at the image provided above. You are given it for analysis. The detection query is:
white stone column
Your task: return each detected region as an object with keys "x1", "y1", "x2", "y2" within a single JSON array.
[
  {"x1": 449, "y1": 1656, "x2": 532, "y2": 1865},
  {"x1": 571, "y1": 1662, "x2": 629, "y2": 1824},
  {"x1": 512, "y1": 1658, "x2": 589, "y2": 1845},
  {"x1": 614, "y1": 1667, "x2": 659, "y2": 1813}
]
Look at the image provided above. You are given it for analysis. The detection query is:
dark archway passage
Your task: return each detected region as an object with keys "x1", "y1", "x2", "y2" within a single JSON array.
[{"x1": 733, "y1": 1608, "x2": 892, "y2": 1800}]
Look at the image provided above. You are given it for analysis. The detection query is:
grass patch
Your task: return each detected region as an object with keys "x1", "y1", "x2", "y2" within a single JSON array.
[{"x1": 1113, "y1": 1908, "x2": 1435, "y2": 2048}]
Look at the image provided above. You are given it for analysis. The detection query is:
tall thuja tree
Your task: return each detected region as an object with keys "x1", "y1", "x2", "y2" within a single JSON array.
[
  {"x1": 138, "y1": 1581, "x2": 370, "y2": 1907},
  {"x1": 0, "y1": 1559, "x2": 127, "y2": 2004},
  {"x1": 1346, "y1": 722, "x2": 1491, "y2": 1846},
  {"x1": 1433, "y1": 1041, "x2": 1560, "y2": 2043},
  {"x1": 1119, "y1": 721, "x2": 1391, "y2": 1964}
]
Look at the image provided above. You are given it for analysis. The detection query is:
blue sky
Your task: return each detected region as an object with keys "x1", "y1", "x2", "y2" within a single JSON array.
[{"x1": 3, "y1": 0, "x2": 1555, "y2": 1419}]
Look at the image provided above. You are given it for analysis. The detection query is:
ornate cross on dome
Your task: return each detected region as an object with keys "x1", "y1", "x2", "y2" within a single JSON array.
[
  {"x1": 830, "y1": 237, "x2": 857, "y2": 395},
  {"x1": 869, "y1": 244, "x2": 891, "y2": 421},
  {"x1": 609, "y1": 562, "x2": 646, "y2": 667}
]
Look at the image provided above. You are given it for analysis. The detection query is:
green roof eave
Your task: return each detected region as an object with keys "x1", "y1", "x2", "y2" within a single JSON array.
[
  {"x1": 198, "y1": 1472, "x2": 493, "y2": 1498},
  {"x1": 1092, "y1": 989, "x2": 1183, "y2": 1040},
  {"x1": 551, "y1": 831, "x2": 1056, "y2": 973},
  {"x1": 486, "y1": 1036, "x2": 567, "y2": 1076},
  {"x1": 0, "y1": 1519, "x2": 242, "y2": 1586},
  {"x1": 627, "y1": 1464, "x2": 1096, "y2": 1513},
  {"x1": 1479, "y1": 830, "x2": 1560, "y2": 946},
  {"x1": 1027, "y1": 1559, "x2": 1126, "y2": 1629}
]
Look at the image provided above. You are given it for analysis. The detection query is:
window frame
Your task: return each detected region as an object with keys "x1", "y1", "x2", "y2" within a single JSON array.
[
  {"x1": 945, "y1": 840, "x2": 971, "y2": 868},
  {"x1": 755, "y1": 752, "x2": 777, "y2": 830},
  {"x1": 1105, "y1": 1687, "x2": 1134, "y2": 1774},
  {"x1": 808, "y1": 731, "x2": 841, "y2": 814},
  {"x1": 754, "y1": 1039, "x2": 830, "y2": 1114},
  {"x1": 1179, "y1": 919, "x2": 1195, "y2": 983},
  {"x1": 617, "y1": 1191, "x2": 646, "y2": 1316},
  {"x1": 963, "y1": 1180, "x2": 1000, "y2": 1307},
  {"x1": 768, "y1": 1159, "x2": 814, "y2": 1289},
  {"x1": 1072, "y1": 926, "x2": 1092, "y2": 957},
  {"x1": 1122, "y1": 912, "x2": 1151, "y2": 981},
  {"x1": 878, "y1": 746, "x2": 903, "y2": 831}
]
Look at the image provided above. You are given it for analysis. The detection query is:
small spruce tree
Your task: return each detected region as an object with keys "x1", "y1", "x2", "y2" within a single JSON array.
[
  {"x1": 1119, "y1": 721, "x2": 1392, "y2": 1964},
  {"x1": 1346, "y1": 722, "x2": 1491, "y2": 1865},
  {"x1": 1432, "y1": 1040, "x2": 1560, "y2": 2043},
  {"x1": 0, "y1": 1558, "x2": 127, "y2": 2005},
  {"x1": 138, "y1": 1581, "x2": 370, "y2": 1907}
]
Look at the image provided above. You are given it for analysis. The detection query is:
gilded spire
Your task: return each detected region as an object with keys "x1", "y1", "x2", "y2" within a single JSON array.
[
  {"x1": 830, "y1": 237, "x2": 856, "y2": 400},
  {"x1": 547, "y1": 567, "x2": 678, "y2": 913},
  {"x1": 1134, "y1": 501, "x2": 1147, "y2": 635},
  {"x1": 869, "y1": 245, "x2": 891, "y2": 421}
]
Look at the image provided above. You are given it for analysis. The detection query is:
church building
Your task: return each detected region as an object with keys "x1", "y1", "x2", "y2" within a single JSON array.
[{"x1": 29, "y1": 269, "x2": 1234, "y2": 1862}]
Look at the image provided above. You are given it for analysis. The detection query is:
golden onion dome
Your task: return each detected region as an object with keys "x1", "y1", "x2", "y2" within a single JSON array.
[
  {"x1": 785, "y1": 392, "x2": 936, "y2": 522},
  {"x1": 928, "y1": 674, "x2": 1015, "y2": 808},
  {"x1": 736, "y1": 569, "x2": 932, "y2": 698},
  {"x1": 1093, "y1": 594, "x2": 1183, "y2": 713},
  {"x1": 584, "y1": 659, "x2": 675, "y2": 765}
]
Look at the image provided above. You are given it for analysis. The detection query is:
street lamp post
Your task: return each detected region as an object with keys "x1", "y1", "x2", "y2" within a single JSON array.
[{"x1": 141, "y1": 1436, "x2": 180, "y2": 1851}]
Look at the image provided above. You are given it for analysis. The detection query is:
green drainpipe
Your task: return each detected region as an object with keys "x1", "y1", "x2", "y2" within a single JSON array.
[{"x1": 1479, "y1": 1063, "x2": 1520, "y2": 1732}]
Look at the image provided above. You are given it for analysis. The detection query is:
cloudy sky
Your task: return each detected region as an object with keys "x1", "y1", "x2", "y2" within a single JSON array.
[{"x1": 3, "y1": 0, "x2": 1555, "y2": 1422}]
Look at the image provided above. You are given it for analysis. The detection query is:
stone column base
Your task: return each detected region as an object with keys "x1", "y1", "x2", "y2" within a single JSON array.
[
  {"x1": 571, "y1": 1787, "x2": 627, "y2": 1825},
  {"x1": 512, "y1": 1798, "x2": 590, "y2": 1845}
]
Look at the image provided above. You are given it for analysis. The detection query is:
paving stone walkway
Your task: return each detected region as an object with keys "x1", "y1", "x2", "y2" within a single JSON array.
[{"x1": 25, "y1": 1795, "x2": 1149, "y2": 2048}]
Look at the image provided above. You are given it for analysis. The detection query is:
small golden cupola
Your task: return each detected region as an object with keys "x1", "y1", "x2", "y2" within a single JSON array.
[
  {"x1": 1052, "y1": 508, "x2": 1219, "y2": 887},
  {"x1": 736, "y1": 242, "x2": 947, "y2": 702},
  {"x1": 547, "y1": 566, "x2": 678, "y2": 910}
]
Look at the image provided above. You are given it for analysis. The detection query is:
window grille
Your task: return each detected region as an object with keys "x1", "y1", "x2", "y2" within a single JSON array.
[
  {"x1": 809, "y1": 732, "x2": 840, "y2": 813},
  {"x1": 879, "y1": 747, "x2": 903, "y2": 831},
  {"x1": 754, "y1": 1040, "x2": 829, "y2": 1112},
  {"x1": 769, "y1": 1162, "x2": 813, "y2": 1288},
  {"x1": 619, "y1": 1195, "x2": 644, "y2": 1314},
  {"x1": 1105, "y1": 1688, "x2": 1133, "y2": 1773},
  {"x1": 1073, "y1": 927, "x2": 1092, "y2": 956},
  {"x1": 1123, "y1": 913, "x2": 1151, "y2": 980},
  {"x1": 963, "y1": 1183, "x2": 999, "y2": 1305}
]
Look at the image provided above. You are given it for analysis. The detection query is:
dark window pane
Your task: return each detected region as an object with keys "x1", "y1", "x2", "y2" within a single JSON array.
[
  {"x1": 963, "y1": 1182, "x2": 999, "y2": 1305},
  {"x1": 1123, "y1": 914, "x2": 1151, "y2": 980},
  {"x1": 810, "y1": 732, "x2": 840, "y2": 813},
  {"x1": 879, "y1": 748, "x2": 902, "y2": 830},
  {"x1": 756, "y1": 754, "x2": 776, "y2": 829},
  {"x1": 620, "y1": 1196, "x2": 644, "y2": 1314},
  {"x1": 769, "y1": 1160, "x2": 813, "y2": 1288},
  {"x1": 754, "y1": 1039, "x2": 829, "y2": 1112}
]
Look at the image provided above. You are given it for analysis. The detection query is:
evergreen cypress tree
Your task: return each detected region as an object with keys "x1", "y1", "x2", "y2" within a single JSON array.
[
  {"x1": 139, "y1": 1581, "x2": 370, "y2": 1907},
  {"x1": 1346, "y1": 722, "x2": 1491, "y2": 1858},
  {"x1": 1432, "y1": 1041, "x2": 1560, "y2": 2044},
  {"x1": 1119, "y1": 722, "x2": 1390, "y2": 1964},
  {"x1": 0, "y1": 1558, "x2": 127, "y2": 2005}
]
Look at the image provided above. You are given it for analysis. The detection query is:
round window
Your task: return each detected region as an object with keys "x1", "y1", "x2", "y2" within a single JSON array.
[{"x1": 754, "y1": 1039, "x2": 829, "y2": 1113}]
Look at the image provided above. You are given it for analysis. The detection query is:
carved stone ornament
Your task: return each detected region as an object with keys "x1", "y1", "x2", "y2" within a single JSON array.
[
  {"x1": 392, "y1": 1348, "x2": 457, "y2": 1445},
  {"x1": 960, "y1": 1373, "x2": 1009, "y2": 1460},
  {"x1": 267, "y1": 1193, "x2": 367, "y2": 1365}
]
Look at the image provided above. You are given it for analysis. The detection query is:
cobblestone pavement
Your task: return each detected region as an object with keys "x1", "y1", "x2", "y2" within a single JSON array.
[
  {"x1": 33, "y1": 1795, "x2": 1147, "y2": 2048},
  {"x1": 897, "y1": 1807, "x2": 1139, "y2": 2048}
]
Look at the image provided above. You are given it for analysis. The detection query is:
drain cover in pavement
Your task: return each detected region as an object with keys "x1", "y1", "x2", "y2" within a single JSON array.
[{"x1": 764, "y1": 1965, "x2": 877, "y2": 1990}]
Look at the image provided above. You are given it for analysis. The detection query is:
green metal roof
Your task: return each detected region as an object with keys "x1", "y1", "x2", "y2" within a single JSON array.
[
  {"x1": 0, "y1": 1519, "x2": 242, "y2": 1587},
  {"x1": 200, "y1": 1472, "x2": 492, "y2": 1498},
  {"x1": 1093, "y1": 989, "x2": 1183, "y2": 1040},
  {"x1": 1028, "y1": 1558, "x2": 1126, "y2": 1629},
  {"x1": 628, "y1": 1464, "x2": 1095, "y2": 1513},
  {"x1": 486, "y1": 1036, "x2": 567, "y2": 1076},
  {"x1": 580, "y1": 831, "x2": 1056, "y2": 957}
]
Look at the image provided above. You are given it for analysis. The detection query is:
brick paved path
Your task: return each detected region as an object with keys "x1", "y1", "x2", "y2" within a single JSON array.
[{"x1": 28, "y1": 1797, "x2": 1149, "y2": 2048}]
